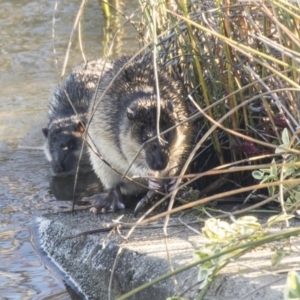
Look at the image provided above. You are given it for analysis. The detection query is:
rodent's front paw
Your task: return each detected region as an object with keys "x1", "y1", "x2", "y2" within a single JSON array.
[
  {"x1": 90, "y1": 207, "x2": 100, "y2": 215},
  {"x1": 89, "y1": 187, "x2": 124, "y2": 214}
]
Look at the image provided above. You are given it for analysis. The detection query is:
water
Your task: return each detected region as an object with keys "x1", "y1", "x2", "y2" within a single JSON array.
[{"x1": 0, "y1": 0, "x2": 138, "y2": 298}]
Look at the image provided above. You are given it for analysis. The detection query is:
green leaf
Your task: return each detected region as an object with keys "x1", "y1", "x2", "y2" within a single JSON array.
[
  {"x1": 282, "y1": 128, "x2": 290, "y2": 146},
  {"x1": 194, "y1": 249, "x2": 212, "y2": 261},
  {"x1": 235, "y1": 216, "x2": 261, "y2": 228},
  {"x1": 270, "y1": 162, "x2": 278, "y2": 177},
  {"x1": 284, "y1": 271, "x2": 300, "y2": 299},
  {"x1": 276, "y1": 129, "x2": 291, "y2": 155},
  {"x1": 252, "y1": 170, "x2": 264, "y2": 180},
  {"x1": 267, "y1": 214, "x2": 294, "y2": 227},
  {"x1": 237, "y1": 216, "x2": 258, "y2": 223},
  {"x1": 271, "y1": 251, "x2": 285, "y2": 267},
  {"x1": 285, "y1": 166, "x2": 296, "y2": 178},
  {"x1": 202, "y1": 218, "x2": 232, "y2": 241},
  {"x1": 198, "y1": 266, "x2": 215, "y2": 289}
]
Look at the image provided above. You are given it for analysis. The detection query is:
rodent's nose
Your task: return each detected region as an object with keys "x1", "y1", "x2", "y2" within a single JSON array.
[
  {"x1": 149, "y1": 142, "x2": 169, "y2": 170},
  {"x1": 52, "y1": 161, "x2": 65, "y2": 174}
]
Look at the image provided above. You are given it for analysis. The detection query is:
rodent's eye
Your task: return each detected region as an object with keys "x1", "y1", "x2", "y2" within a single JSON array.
[
  {"x1": 141, "y1": 133, "x2": 148, "y2": 143},
  {"x1": 140, "y1": 126, "x2": 148, "y2": 143},
  {"x1": 163, "y1": 130, "x2": 173, "y2": 143},
  {"x1": 60, "y1": 143, "x2": 73, "y2": 150},
  {"x1": 164, "y1": 132, "x2": 170, "y2": 141}
]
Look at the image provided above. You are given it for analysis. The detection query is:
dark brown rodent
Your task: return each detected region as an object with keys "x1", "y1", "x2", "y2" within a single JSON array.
[
  {"x1": 43, "y1": 59, "x2": 112, "y2": 176},
  {"x1": 87, "y1": 56, "x2": 192, "y2": 214}
]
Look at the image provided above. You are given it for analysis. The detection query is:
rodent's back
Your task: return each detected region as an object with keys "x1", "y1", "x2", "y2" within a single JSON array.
[{"x1": 48, "y1": 59, "x2": 110, "y2": 122}]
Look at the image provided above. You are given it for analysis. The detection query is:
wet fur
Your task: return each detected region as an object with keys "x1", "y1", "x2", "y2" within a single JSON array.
[
  {"x1": 88, "y1": 56, "x2": 191, "y2": 201},
  {"x1": 43, "y1": 59, "x2": 112, "y2": 176}
]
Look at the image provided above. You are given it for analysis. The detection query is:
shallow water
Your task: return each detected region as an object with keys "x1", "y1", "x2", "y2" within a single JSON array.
[{"x1": 0, "y1": 0, "x2": 138, "y2": 298}]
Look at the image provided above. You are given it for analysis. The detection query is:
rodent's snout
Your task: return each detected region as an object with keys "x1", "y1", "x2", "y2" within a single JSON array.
[
  {"x1": 50, "y1": 145, "x2": 76, "y2": 176},
  {"x1": 51, "y1": 158, "x2": 67, "y2": 175},
  {"x1": 146, "y1": 140, "x2": 169, "y2": 171}
]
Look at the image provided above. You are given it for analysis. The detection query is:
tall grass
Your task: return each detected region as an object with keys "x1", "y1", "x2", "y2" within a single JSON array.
[{"x1": 138, "y1": 0, "x2": 300, "y2": 210}]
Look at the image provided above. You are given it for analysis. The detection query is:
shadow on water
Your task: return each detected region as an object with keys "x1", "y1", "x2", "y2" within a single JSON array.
[
  {"x1": 50, "y1": 170, "x2": 101, "y2": 202},
  {"x1": 0, "y1": 0, "x2": 139, "y2": 298}
]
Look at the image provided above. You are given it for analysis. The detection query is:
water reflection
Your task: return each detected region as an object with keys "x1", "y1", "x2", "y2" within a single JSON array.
[
  {"x1": 0, "y1": 0, "x2": 138, "y2": 298},
  {"x1": 50, "y1": 170, "x2": 101, "y2": 201}
]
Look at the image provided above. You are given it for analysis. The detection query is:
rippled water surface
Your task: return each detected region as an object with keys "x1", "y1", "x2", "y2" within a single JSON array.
[{"x1": 0, "y1": 0, "x2": 138, "y2": 298}]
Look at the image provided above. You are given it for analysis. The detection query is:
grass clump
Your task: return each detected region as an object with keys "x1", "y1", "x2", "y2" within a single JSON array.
[{"x1": 139, "y1": 0, "x2": 300, "y2": 210}]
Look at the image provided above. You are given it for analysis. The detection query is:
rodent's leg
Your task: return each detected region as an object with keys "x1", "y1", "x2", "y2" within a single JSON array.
[
  {"x1": 166, "y1": 179, "x2": 191, "y2": 198},
  {"x1": 133, "y1": 190, "x2": 156, "y2": 217},
  {"x1": 134, "y1": 179, "x2": 174, "y2": 216},
  {"x1": 134, "y1": 179, "x2": 194, "y2": 216},
  {"x1": 90, "y1": 186, "x2": 125, "y2": 214}
]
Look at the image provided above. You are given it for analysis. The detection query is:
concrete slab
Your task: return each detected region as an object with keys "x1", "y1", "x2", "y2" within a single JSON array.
[{"x1": 34, "y1": 208, "x2": 300, "y2": 300}]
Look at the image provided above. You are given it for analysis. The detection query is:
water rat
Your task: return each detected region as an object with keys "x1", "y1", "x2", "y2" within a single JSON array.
[
  {"x1": 87, "y1": 56, "x2": 192, "y2": 214},
  {"x1": 43, "y1": 59, "x2": 112, "y2": 176}
]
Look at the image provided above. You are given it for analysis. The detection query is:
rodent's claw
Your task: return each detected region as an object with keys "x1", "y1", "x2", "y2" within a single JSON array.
[
  {"x1": 90, "y1": 207, "x2": 100, "y2": 214},
  {"x1": 148, "y1": 179, "x2": 162, "y2": 190},
  {"x1": 134, "y1": 190, "x2": 155, "y2": 217},
  {"x1": 90, "y1": 187, "x2": 124, "y2": 214}
]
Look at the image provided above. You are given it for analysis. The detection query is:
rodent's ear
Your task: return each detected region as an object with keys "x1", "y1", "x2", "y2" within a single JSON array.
[
  {"x1": 77, "y1": 121, "x2": 85, "y2": 133},
  {"x1": 42, "y1": 127, "x2": 48, "y2": 138},
  {"x1": 127, "y1": 107, "x2": 135, "y2": 120},
  {"x1": 166, "y1": 101, "x2": 174, "y2": 113}
]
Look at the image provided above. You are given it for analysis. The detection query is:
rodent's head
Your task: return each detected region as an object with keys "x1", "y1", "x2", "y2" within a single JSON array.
[
  {"x1": 42, "y1": 119, "x2": 85, "y2": 176},
  {"x1": 124, "y1": 97, "x2": 177, "y2": 173}
]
